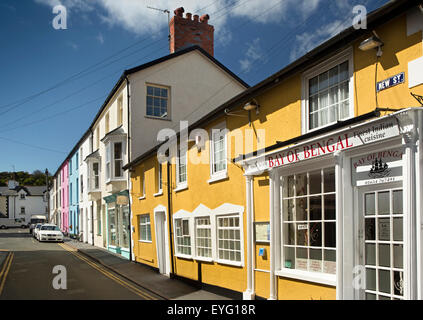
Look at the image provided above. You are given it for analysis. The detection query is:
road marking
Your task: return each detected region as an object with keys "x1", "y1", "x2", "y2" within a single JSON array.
[
  {"x1": 58, "y1": 243, "x2": 158, "y2": 300},
  {"x1": 0, "y1": 252, "x2": 14, "y2": 296}
]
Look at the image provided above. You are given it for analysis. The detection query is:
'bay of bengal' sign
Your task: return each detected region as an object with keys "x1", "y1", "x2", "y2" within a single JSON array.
[
  {"x1": 248, "y1": 119, "x2": 400, "y2": 173},
  {"x1": 351, "y1": 148, "x2": 404, "y2": 186}
]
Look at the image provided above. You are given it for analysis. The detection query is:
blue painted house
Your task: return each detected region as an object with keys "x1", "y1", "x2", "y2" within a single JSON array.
[{"x1": 68, "y1": 150, "x2": 80, "y2": 237}]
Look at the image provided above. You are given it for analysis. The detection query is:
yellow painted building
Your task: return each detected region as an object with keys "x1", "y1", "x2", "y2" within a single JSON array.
[{"x1": 126, "y1": 1, "x2": 423, "y2": 300}]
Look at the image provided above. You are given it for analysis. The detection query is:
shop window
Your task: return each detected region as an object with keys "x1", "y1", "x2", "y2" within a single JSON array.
[
  {"x1": 146, "y1": 84, "x2": 169, "y2": 119},
  {"x1": 139, "y1": 214, "x2": 151, "y2": 242},
  {"x1": 108, "y1": 207, "x2": 116, "y2": 246},
  {"x1": 175, "y1": 219, "x2": 191, "y2": 256},
  {"x1": 281, "y1": 167, "x2": 336, "y2": 275},
  {"x1": 217, "y1": 215, "x2": 241, "y2": 263},
  {"x1": 195, "y1": 217, "x2": 212, "y2": 259}
]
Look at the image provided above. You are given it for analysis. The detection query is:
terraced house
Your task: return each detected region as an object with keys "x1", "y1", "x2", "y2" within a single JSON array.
[
  {"x1": 50, "y1": 8, "x2": 248, "y2": 260},
  {"x1": 124, "y1": 0, "x2": 423, "y2": 300}
]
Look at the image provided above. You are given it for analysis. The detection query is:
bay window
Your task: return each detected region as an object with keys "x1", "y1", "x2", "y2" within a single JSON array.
[
  {"x1": 91, "y1": 162, "x2": 100, "y2": 190},
  {"x1": 114, "y1": 142, "x2": 123, "y2": 178},
  {"x1": 106, "y1": 143, "x2": 111, "y2": 181},
  {"x1": 217, "y1": 215, "x2": 242, "y2": 263},
  {"x1": 175, "y1": 218, "x2": 191, "y2": 256},
  {"x1": 195, "y1": 217, "x2": 212, "y2": 259},
  {"x1": 281, "y1": 167, "x2": 336, "y2": 275},
  {"x1": 104, "y1": 140, "x2": 125, "y2": 182}
]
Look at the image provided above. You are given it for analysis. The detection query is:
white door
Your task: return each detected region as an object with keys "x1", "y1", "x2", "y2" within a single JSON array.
[
  {"x1": 155, "y1": 211, "x2": 167, "y2": 275},
  {"x1": 357, "y1": 182, "x2": 405, "y2": 300}
]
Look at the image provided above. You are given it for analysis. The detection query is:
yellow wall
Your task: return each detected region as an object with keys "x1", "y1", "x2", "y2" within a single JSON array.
[{"x1": 128, "y1": 12, "x2": 423, "y2": 299}]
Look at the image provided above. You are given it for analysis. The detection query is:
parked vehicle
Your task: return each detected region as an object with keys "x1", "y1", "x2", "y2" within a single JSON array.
[
  {"x1": 37, "y1": 224, "x2": 64, "y2": 242},
  {"x1": 29, "y1": 215, "x2": 47, "y2": 234},
  {"x1": 0, "y1": 218, "x2": 28, "y2": 229},
  {"x1": 33, "y1": 224, "x2": 43, "y2": 239}
]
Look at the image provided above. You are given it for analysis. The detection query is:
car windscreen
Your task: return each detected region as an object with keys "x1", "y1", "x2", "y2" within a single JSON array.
[{"x1": 41, "y1": 226, "x2": 60, "y2": 231}]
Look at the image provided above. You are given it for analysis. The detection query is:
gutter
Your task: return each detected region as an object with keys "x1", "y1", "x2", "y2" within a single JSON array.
[{"x1": 125, "y1": 75, "x2": 133, "y2": 262}]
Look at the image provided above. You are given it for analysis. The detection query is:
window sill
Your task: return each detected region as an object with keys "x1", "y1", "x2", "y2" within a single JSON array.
[
  {"x1": 275, "y1": 268, "x2": 336, "y2": 286},
  {"x1": 138, "y1": 196, "x2": 146, "y2": 200},
  {"x1": 174, "y1": 184, "x2": 188, "y2": 193},
  {"x1": 175, "y1": 254, "x2": 193, "y2": 260},
  {"x1": 145, "y1": 115, "x2": 171, "y2": 121},
  {"x1": 106, "y1": 178, "x2": 126, "y2": 185},
  {"x1": 138, "y1": 240, "x2": 152, "y2": 243},
  {"x1": 207, "y1": 172, "x2": 228, "y2": 184},
  {"x1": 216, "y1": 259, "x2": 243, "y2": 268},
  {"x1": 194, "y1": 256, "x2": 213, "y2": 263},
  {"x1": 153, "y1": 191, "x2": 163, "y2": 197}
]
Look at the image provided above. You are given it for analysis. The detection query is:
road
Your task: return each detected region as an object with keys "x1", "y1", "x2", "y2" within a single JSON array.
[{"x1": 0, "y1": 228, "x2": 161, "y2": 300}]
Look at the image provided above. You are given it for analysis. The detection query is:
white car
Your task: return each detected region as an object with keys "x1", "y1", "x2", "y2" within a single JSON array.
[
  {"x1": 37, "y1": 224, "x2": 64, "y2": 242},
  {"x1": 33, "y1": 224, "x2": 43, "y2": 239}
]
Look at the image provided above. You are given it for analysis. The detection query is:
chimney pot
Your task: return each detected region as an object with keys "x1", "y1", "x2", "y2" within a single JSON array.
[
  {"x1": 174, "y1": 7, "x2": 184, "y2": 17},
  {"x1": 200, "y1": 14, "x2": 210, "y2": 24},
  {"x1": 193, "y1": 14, "x2": 199, "y2": 23},
  {"x1": 186, "y1": 12, "x2": 192, "y2": 20}
]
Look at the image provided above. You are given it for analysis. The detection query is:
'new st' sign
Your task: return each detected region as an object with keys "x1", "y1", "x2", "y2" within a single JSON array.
[{"x1": 376, "y1": 72, "x2": 405, "y2": 92}]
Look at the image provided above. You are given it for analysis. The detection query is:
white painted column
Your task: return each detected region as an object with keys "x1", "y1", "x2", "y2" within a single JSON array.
[
  {"x1": 243, "y1": 175, "x2": 255, "y2": 300},
  {"x1": 334, "y1": 151, "x2": 344, "y2": 300},
  {"x1": 268, "y1": 169, "x2": 278, "y2": 300},
  {"x1": 417, "y1": 113, "x2": 423, "y2": 300},
  {"x1": 404, "y1": 134, "x2": 418, "y2": 300}
]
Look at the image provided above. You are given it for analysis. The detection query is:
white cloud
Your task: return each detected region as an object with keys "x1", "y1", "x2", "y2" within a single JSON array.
[
  {"x1": 35, "y1": 0, "x2": 324, "y2": 45},
  {"x1": 96, "y1": 32, "x2": 105, "y2": 44},
  {"x1": 289, "y1": 18, "x2": 352, "y2": 61},
  {"x1": 239, "y1": 38, "x2": 266, "y2": 73}
]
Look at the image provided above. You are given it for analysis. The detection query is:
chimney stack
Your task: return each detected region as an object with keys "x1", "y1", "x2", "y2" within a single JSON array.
[{"x1": 169, "y1": 7, "x2": 215, "y2": 56}]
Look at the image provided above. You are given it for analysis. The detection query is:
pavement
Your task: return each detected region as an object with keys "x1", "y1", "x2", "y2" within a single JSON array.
[{"x1": 63, "y1": 238, "x2": 232, "y2": 300}]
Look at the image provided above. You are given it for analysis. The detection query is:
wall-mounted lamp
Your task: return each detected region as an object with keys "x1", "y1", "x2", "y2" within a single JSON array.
[
  {"x1": 243, "y1": 99, "x2": 260, "y2": 115},
  {"x1": 359, "y1": 32, "x2": 384, "y2": 57}
]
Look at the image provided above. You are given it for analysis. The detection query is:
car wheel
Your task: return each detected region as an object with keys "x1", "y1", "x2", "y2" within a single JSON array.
[{"x1": 0, "y1": 225, "x2": 6, "y2": 230}]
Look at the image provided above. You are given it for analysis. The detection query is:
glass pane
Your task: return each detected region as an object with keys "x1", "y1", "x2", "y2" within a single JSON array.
[
  {"x1": 310, "y1": 95, "x2": 319, "y2": 113},
  {"x1": 339, "y1": 61, "x2": 349, "y2": 81},
  {"x1": 378, "y1": 192, "x2": 390, "y2": 215},
  {"x1": 393, "y1": 244, "x2": 403, "y2": 269},
  {"x1": 296, "y1": 225, "x2": 308, "y2": 246},
  {"x1": 378, "y1": 218, "x2": 390, "y2": 241},
  {"x1": 296, "y1": 247, "x2": 308, "y2": 271},
  {"x1": 319, "y1": 72, "x2": 329, "y2": 91},
  {"x1": 318, "y1": 90, "x2": 329, "y2": 110},
  {"x1": 324, "y1": 167, "x2": 335, "y2": 192},
  {"x1": 309, "y1": 171, "x2": 321, "y2": 194},
  {"x1": 365, "y1": 243, "x2": 376, "y2": 266},
  {"x1": 295, "y1": 174, "x2": 307, "y2": 196},
  {"x1": 328, "y1": 66, "x2": 339, "y2": 86},
  {"x1": 393, "y1": 218, "x2": 403, "y2": 241},
  {"x1": 283, "y1": 176, "x2": 295, "y2": 198},
  {"x1": 296, "y1": 198, "x2": 307, "y2": 221},
  {"x1": 309, "y1": 222, "x2": 322, "y2": 247},
  {"x1": 324, "y1": 222, "x2": 336, "y2": 248},
  {"x1": 393, "y1": 190, "x2": 403, "y2": 215},
  {"x1": 309, "y1": 249, "x2": 322, "y2": 272},
  {"x1": 309, "y1": 77, "x2": 318, "y2": 95},
  {"x1": 154, "y1": 87, "x2": 161, "y2": 96},
  {"x1": 366, "y1": 293, "x2": 376, "y2": 300},
  {"x1": 161, "y1": 88, "x2": 168, "y2": 97},
  {"x1": 284, "y1": 247, "x2": 295, "y2": 269},
  {"x1": 309, "y1": 196, "x2": 322, "y2": 220},
  {"x1": 284, "y1": 223, "x2": 295, "y2": 246},
  {"x1": 329, "y1": 87, "x2": 339, "y2": 106},
  {"x1": 323, "y1": 250, "x2": 336, "y2": 274},
  {"x1": 324, "y1": 194, "x2": 336, "y2": 220},
  {"x1": 365, "y1": 218, "x2": 375, "y2": 240},
  {"x1": 393, "y1": 271, "x2": 404, "y2": 296},
  {"x1": 379, "y1": 244, "x2": 390, "y2": 267},
  {"x1": 147, "y1": 86, "x2": 154, "y2": 95},
  {"x1": 366, "y1": 268, "x2": 376, "y2": 291},
  {"x1": 379, "y1": 269, "x2": 391, "y2": 294},
  {"x1": 365, "y1": 193, "x2": 376, "y2": 215}
]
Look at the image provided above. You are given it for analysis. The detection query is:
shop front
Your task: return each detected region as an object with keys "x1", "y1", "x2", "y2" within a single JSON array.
[
  {"x1": 104, "y1": 190, "x2": 131, "y2": 259},
  {"x1": 242, "y1": 108, "x2": 423, "y2": 300}
]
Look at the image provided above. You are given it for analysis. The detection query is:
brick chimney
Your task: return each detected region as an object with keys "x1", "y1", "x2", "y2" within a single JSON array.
[{"x1": 169, "y1": 7, "x2": 214, "y2": 56}]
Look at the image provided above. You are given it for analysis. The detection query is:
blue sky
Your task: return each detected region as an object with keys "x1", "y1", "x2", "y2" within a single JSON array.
[{"x1": 0, "y1": 0, "x2": 387, "y2": 175}]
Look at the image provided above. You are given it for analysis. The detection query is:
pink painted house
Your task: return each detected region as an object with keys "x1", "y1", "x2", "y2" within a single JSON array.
[{"x1": 60, "y1": 160, "x2": 69, "y2": 234}]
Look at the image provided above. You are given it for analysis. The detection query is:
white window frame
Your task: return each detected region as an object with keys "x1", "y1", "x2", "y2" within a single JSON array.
[
  {"x1": 105, "y1": 139, "x2": 125, "y2": 183},
  {"x1": 301, "y1": 47, "x2": 354, "y2": 134},
  {"x1": 90, "y1": 161, "x2": 100, "y2": 191},
  {"x1": 194, "y1": 216, "x2": 213, "y2": 262},
  {"x1": 139, "y1": 214, "x2": 152, "y2": 243},
  {"x1": 175, "y1": 147, "x2": 188, "y2": 192},
  {"x1": 215, "y1": 214, "x2": 243, "y2": 266},
  {"x1": 146, "y1": 83, "x2": 170, "y2": 119},
  {"x1": 174, "y1": 217, "x2": 193, "y2": 259},
  {"x1": 208, "y1": 122, "x2": 228, "y2": 184},
  {"x1": 154, "y1": 162, "x2": 163, "y2": 197},
  {"x1": 105, "y1": 143, "x2": 111, "y2": 182},
  {"x1": 139, "y1": 168, "x2": 146, "y2": 200},
  {"x1": 113, "y1": 141, "x2": 123, "y2": 179},
  {"x1": 275, "y1": 159, "x2": 337, "y2": 286}
]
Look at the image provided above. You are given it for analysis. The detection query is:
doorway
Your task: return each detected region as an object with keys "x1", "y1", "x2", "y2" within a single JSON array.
[
  {"x1": 356, "y1": 182, "x2": 404, "y2": 300},
  {"x1": 155, "y1": 211, "x2": 169, "y2": 276}
]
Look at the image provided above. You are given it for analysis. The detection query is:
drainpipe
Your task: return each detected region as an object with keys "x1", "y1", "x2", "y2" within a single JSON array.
[
  {"x1": 125, "y1": 75, "x2": 133, "y2": 261},
  {"x1": 167, "y1": 161, "x2": 175, "y2": 277}
]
